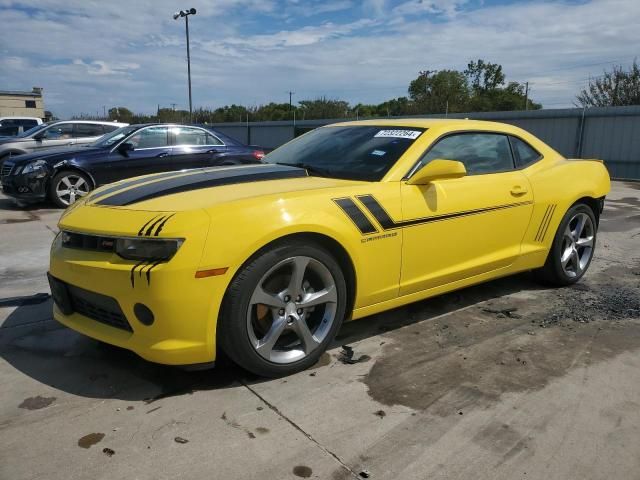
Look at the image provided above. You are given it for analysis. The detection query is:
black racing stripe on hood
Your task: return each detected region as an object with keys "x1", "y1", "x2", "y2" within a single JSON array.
[
  {"x1": 89, "y1": 170, "x2": 198, "y2": 203},
  {"x1": 96, "y1": 164, "x2": 308, "y2": 206}
]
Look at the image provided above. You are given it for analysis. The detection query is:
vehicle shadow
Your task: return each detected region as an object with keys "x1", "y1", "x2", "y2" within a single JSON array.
[{"x1": 0, "y1": 272, "x2": 541, "y2": 402}]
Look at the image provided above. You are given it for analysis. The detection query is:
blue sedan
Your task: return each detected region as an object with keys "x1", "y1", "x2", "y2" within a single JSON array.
[{"x1": 1, "y1": 123, "x2": 267, "y2": 207}]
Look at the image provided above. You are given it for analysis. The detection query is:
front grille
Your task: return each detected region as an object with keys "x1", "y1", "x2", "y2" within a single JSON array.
[
  {"x1": 62, "y1": 231, "x2": 116, "y2": 253},
  {"x1": 67, "y1": 283, "x2": 132, "y2": 332},
  {"x1": 1, "y1": 161, "x2": 14, "y2": 178}
]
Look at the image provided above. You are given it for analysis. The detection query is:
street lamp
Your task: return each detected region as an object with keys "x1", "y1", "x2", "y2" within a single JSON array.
[{"x1": 173, "y1": 8, "x2": 197, "y2": 123}]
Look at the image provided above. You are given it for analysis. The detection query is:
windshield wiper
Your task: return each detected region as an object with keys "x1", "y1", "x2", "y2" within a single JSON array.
[{"x1": 273, "y1": 162, "x2": 333, "y2": 177}]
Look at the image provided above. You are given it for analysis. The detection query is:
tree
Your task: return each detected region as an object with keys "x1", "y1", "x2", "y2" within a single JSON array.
[
  {"x1": 408, "y1": 69, "x2": 469, "y2": 113},
  {"x1": 297, "y1": 97, "x2": 350, "y2": 120},
  {"x1": 108, "y1": 106, "x2": 133, "y2": 123},
  {"x1": 576, "y1": 60, "x2": 640, "y2": 107},
  {"x1": 465, "y1": 59, "x2": 505, "y2": 92}
]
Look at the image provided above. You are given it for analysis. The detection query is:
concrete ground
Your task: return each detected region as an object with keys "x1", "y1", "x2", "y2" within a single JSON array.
[{"x1": 0, "y1": 182, "x2": 639, "y2": 480}]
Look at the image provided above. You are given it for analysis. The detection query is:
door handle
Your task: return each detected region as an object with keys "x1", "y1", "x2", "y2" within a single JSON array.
[
  {"x1": 156, "y1": 152, "x2": 169, "y2": 158},
  {"x1": 206, "y1": 149, "x2": 221, "y2": 154},
  {"x1": 510, "y1": 185, "x2": 528, "y2": 196}
]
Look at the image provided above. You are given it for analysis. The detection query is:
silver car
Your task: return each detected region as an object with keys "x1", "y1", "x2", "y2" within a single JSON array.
[{"x1": 0, "y1": 120, "x2": 126, "y2": 166}]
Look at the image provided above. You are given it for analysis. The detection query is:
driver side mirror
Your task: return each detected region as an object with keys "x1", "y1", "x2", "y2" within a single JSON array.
[
  {"x1": 33, "y1": 132, "x2": 45, "y2": 141},
  {"x1": 406, "y1": 159, "x2": 466, "y2": 185},
  {"x1": 117, "y1": 142, "x2": 134, "y2": 156}
]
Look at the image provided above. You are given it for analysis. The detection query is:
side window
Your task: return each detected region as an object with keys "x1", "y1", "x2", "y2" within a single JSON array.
[
  {"x1": 128, "y1": 127, "x2": 170, "y2": 149},
  {"x1": 102, "y1": 124, "x2": 119, "y2": 133},
  {"x1": 173, "y1": 127, "x2": 210, "y2": 146},
  {"x1": 74, "y1": 123, "x2": 106, "y2": 138},
  {"x1": 18, "y1": 120, "x2": 39, "y2": 128},
  {"x1": 43, "y1": 123, "x2": 74, "y2": 139},
  {"x1": 510, "y1": 136, "x2": 541, "y2": 168},
  {"x1": 206, "y1": 133, "x2": 223, "y2": 145},
  {"x1": 127, "y1": 127, "x2": 169, "y2": 149},
  {"x1": 420, "y1": 133, "x2": 514, "y2": 175}
]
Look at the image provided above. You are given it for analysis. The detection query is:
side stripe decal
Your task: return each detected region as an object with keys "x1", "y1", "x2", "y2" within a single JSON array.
[
  {"x1": 356, "y1": 194, "x2": 533, "y2": 231},
  {"x1": 333, "y1": 198, "x2": 378, "y2": 235},
  {"x1": 536, "y1": 204, "x2": 556, "y2": 242}
]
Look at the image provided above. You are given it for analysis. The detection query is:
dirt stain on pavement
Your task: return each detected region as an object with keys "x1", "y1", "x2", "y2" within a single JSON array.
[
  {"x1": 365, "y1": 265, "x2": 640, "y2": 414},
  {"x1": 18, "y1": 395, "x2": 56, "y2": 410},
  {"x1": 78, "y1": 433, "x2": 105, "y2": 448},
  {"x1": 310, "y1": 351, "x2": 332, "y2": 369},
  {"x1": 293, "y1": 465, "x2": 313, "y2": 478},
  {"x1": 255, "y1": 427, "x2": 270, "y2": 434}
]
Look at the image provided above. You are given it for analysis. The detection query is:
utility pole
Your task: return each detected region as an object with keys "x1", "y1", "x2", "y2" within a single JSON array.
[
  {"x1": 173, "y1": 8, "x2": 197, "y2": 123},
  {"x1": 524, "y1": 81, "x2": 529, "y2": 111},
  {"x1": 288, "y1": 91, "x2": 295, "y2": 111},
  {"x1": 102, "y1": 105, "x2": 106, "y2": 119},
  {"x1": 170, "y1": 103, "x2": 177, "y2": 111}
]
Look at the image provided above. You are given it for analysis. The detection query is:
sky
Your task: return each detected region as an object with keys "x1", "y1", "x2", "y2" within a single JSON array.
[{"x1": 0, "y1": 0, "x2": 638, "y2": 118}]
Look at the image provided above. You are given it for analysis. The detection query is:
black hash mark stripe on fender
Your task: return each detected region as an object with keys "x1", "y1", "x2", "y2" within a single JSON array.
[
  {"x1": 333, "y1": 198, "x2": 378, "y2": 235},
  {"x1": 538, "y1": 204, "x2": 556, "y2": 242},
  {"x1": 96, "y1": 165, "x2": 308, "y2": 206},
  {"x1": 356, "y1": 194, "x2": 533, "y2": 231}
]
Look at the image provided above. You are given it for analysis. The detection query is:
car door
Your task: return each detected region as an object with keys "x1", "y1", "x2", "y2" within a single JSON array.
[
  {"x1": 31, "y1": 123, "x2": 76, "y2": 152},
  {"x1": 399, "y1": 132, "x2": 534, "y2": 296},
  {"x1": 98, "y1": 126, "x2": 172, "y2": 184},
  {"x1": 170, "y1": 126, "x2": 227, "y2": 170}
]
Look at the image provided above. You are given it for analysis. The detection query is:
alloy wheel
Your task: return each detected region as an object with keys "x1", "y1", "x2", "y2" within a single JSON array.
[
  {"x1": 55, "y1": 175, "x2": 89, "y2": 206},
  {"x1": 247, "y1": 256, "x2": 338, "y2": 364},
  {"x1": 560, "y1": 212, "x2": 595, "y2": 278}
]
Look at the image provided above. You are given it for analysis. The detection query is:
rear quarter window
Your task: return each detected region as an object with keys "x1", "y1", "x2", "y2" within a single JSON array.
[{"x1": 510, "y1": 136, "x2": 542, "y2": 168}]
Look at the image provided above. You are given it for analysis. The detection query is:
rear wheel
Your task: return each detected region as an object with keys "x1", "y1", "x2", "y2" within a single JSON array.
[
  {"x1": 218, "y1": 241, "x2": 347, "y2": 377},
  {"x1": 49, "y1": 170, "x2": 92, "y2": 208},
  {"x1": 534, "y1": 203, "x2": 597, "y2": 286}
]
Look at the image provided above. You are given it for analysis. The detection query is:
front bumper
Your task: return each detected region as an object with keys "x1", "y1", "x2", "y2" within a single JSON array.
[
  {"x1": 1, "y1": 168, "x2": 49, "y2": 200},
  {"x1": 49, "y1": 208, "x2": 228, "y2": 365}
]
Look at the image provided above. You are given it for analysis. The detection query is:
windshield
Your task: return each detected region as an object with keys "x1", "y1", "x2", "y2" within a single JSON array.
[
  {"x1": 18, "y1": 123, "x2": 50, "y2": 138},
  {"x1": 263, "y1": 126, "x2": 425, "y2": 181},
  {"x1": 91, "y1": 125, "x2": 140, "y2": 147}
]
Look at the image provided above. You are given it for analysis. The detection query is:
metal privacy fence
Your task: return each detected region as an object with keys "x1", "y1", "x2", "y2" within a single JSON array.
[{"x1": 210, "y1": 105, "x2": 640, "y2": 180}]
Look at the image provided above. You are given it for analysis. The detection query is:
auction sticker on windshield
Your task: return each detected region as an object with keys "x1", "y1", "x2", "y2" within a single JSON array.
[{"x1": 374, "y1": 129, "x2": 422, "y2": 140}]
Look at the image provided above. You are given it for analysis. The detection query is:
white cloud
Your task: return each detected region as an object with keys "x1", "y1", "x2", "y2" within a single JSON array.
[{"x1": 0, "y1": 0, "x2": 638, "y2": 116}]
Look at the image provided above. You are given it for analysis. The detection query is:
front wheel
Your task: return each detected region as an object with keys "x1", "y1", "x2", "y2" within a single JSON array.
[
  {"x1": 218, "y1": 241, "x2": 348, "y2": 377},
  {"x1": 534, "y1": 203, "x2": 597, "y2": 286},
  {"x1": 49, "y1": 170, "x2": 92, "y2": 208}
]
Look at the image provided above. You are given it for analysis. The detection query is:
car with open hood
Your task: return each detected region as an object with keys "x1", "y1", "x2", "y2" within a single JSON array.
[{"x1": 48, "y1": 119, "x2": 610, "y2": 376}]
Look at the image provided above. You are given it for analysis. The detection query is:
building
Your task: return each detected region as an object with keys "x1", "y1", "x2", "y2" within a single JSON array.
[{"x1": 0, "y1": 87, "x2": 44, "y2": 119}]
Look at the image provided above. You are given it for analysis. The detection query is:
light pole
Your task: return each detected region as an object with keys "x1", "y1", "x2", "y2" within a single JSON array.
[{"x1": 173, "y1": 8, "x2": 197, "y2": 123}]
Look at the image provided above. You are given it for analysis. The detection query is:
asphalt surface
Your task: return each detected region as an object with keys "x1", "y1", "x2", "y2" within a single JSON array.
[{"x1": 1, "y1": 182, "x2": 639, "y2": 480}]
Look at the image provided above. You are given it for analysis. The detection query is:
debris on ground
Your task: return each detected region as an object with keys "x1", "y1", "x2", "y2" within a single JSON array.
[
  {"x1": 482, "y1": 307, "x2": 522, "y2": 319},
  {"x1": 359, "y1": 469, "x2": 371, "y2": 478},
  {"x1": 339, "y1": 345, "x2": 371, "y2": 364},
  {"x1": 174, "y1": 437, "x2": 189, "y2": 444},
  {"x1": 102, "y1": 447, "x2": 115, "y2": 457},
  {"x1": 373, "y1": 410, "x2": 386, "y2": 418},
  {"x1": 541, "y1": 286, "x2": 640, "y2": 327}
]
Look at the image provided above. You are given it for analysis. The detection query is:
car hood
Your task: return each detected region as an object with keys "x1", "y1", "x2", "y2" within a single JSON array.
[
  {"x1": 80, "y1": 164, "x2": 365, "y2": 212},
  {"x1": 8, "y1": 145, "x2": 106, "y2": 165}
]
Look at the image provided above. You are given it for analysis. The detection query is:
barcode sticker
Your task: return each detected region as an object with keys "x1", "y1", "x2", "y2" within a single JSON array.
[{"x1": 374, "y1": 130, "x2": 422, "y2": 140}]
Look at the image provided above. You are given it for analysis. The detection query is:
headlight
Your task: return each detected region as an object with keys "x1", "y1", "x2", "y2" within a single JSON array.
[
  {"x1": 21, "y1": 160, "x2": 48, "y2": 174},
  {"x1": 115, "y1": 238, "x2": 184, "y2": 261}
]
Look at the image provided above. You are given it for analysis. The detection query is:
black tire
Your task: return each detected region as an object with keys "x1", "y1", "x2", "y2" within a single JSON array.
[
  {"x1": 48, "y1": 170, "x2": 93, "y2": 208},
  {"x1": 534, "y1": 203, "x2": 597, "y2": 286},
  {"x1": 218, "y1": 240, "x2": 348, "y2": 377}
]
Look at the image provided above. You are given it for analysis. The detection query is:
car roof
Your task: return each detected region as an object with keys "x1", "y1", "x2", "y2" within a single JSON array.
[
  {"x1": 52, "y1": 120, "x2": 125, "y2": 126},
  {"x1": 329, "y1": 118, "x2": 519, "y2": 131}
]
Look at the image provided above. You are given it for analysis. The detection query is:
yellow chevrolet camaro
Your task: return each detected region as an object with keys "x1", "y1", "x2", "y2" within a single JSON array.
[{"x1": 48, "y1": 119, "x2": 610, "y2": 376}]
